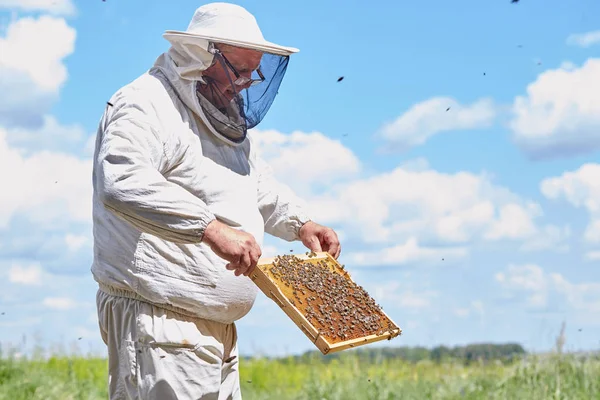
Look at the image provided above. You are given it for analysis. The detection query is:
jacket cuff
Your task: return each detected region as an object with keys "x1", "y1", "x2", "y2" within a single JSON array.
[{"x1": 291, "y1": 214, "x2": 312, "y2": 241}]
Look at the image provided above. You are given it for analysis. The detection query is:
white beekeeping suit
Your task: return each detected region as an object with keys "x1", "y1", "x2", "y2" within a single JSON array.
[{"x1": 92, "y1": 3, "x2": 311, "y2": 399}]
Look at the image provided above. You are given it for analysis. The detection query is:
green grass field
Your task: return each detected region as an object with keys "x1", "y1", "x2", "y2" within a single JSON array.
[{"x1": 1, "y1": 351, "x2": 599, "y2": 400}]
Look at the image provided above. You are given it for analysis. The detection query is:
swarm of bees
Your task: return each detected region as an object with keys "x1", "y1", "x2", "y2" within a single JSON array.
[{"x1": 264, "y1": 253, "x2": 396, "y2": 343}]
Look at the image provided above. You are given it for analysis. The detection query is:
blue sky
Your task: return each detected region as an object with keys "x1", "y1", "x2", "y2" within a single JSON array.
[{"x1": 1, "y1": 0, "x2": 600, "y2": 358}]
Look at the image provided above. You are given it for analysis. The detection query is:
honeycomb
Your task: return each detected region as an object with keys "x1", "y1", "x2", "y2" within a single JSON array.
[{"x1": 259, "y1": 253, "x2": 397, "y2": 344}]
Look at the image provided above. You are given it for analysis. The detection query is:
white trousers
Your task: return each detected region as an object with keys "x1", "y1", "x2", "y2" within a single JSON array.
[{"x1": 96, "y1": 289, "x2": 242, "y2": 400}]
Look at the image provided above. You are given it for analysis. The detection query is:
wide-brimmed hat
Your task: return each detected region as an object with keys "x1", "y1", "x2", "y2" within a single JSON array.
[{"x1": 163, "y1": 2, "x2": 299, "y2": 56}]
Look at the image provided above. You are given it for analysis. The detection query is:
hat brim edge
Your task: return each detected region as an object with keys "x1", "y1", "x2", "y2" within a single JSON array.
[{"x1": 163, "y1": 31, "x2": 299, "y2": 56}]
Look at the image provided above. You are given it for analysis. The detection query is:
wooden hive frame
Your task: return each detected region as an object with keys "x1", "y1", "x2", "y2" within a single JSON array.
[{"x1": 250, "y1": 251, "x2": 402, "y2": 355}]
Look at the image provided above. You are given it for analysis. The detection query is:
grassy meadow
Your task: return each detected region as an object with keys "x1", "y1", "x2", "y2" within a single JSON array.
[{"x1": 1, "y1": 349, "x2": 599, "y2": 400}]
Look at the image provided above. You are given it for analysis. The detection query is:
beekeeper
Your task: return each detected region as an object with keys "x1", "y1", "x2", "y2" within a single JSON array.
[{"x1": 91, "y1": 2, "x2": 341, "y2": 399}]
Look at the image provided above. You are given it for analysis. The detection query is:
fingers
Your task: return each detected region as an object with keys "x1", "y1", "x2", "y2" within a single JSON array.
[
  {"x1": 244, "y1": 246, "x2": 261, "y2": 277},
  {"x1": 234, "y1": 252, "x2": 252, "y2": 276},
  {"x1": 323, "y1": 230, "x2": 341, "y2": 259},
  {"x1": 309, "y1": 236, "x2": 323, "y2": 252},
  {"x1": 222, "y1": 230, "x2": 263, "y2": 277},
  {"x1": 225, "y1": 252, "x2": 243, "y2": 271},
  {"x1": 227, "y1": 262, "x2": 247, "y2": 276},
  {"x1": 226, "y1": 253, "x2": 245, "y2": 276},
  {"x1": 228, "y1": 246, "x2": 262, "y2": 277}
]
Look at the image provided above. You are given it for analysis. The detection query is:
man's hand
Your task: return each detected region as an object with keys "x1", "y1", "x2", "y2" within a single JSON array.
[
  {"x1": 202, "y1": 220, "x2": 262, "y2": 277},
  {"x1": 298, "y1": 221, "x2": 341, "y2": 259}
]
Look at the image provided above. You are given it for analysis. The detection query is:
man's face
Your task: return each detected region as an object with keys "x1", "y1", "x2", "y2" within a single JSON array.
[{"x1": 199, "y1": 43, "x2": 263, "y2": 107}]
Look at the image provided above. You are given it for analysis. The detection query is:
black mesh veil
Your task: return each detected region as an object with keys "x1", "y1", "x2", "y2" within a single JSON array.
[
  {"x1": 195, "y1": 45, "x2": 289, "y2": 145},
  {"x1": 242, "y1": 53, "x2": 289, "y2": 128}
]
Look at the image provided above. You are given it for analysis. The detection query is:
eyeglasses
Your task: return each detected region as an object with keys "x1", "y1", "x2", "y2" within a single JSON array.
[{"x1": 215, "y1": 50, "x2": 265, "y2": 87}]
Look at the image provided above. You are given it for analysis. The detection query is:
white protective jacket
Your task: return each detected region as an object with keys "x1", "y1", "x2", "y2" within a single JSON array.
[{"x1": 91, "y1": 51, "x2": 311, "y2": 324}]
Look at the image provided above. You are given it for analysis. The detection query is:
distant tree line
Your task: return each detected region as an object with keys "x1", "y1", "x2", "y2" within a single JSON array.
[{"x1": 287, "y1": 343, "x2": 527, "y2": 365}]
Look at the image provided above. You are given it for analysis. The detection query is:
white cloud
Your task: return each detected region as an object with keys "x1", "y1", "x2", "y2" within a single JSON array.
[
  {"x1": 454, "y1": 308, "x2": 470, "y2": 318},
  {"x1": 496, "y1": 264, "x2": 546, "y2": 292},
  {"x1": 519, "y1": 225, "x2": 571, "y2": 253},
  {"x1": 453, "y1": 301, "x2": 484, "y2": 319},
  {"x1": 6, "y1": 115, "x2": 87, "y2": 153},
  {"x1": 306, "y1": 165, "x2": 552, "y2": 247},
  {"x1": 496, "y1": 264, "x2": 600, "y2": 317},
  {"x1": 495, "y1": 264, "x2": 549, "y2": 308},
  {"x1": 345, "y1": 237, "x2": 467, "y2": 267},
  {"x1": 0, "y1": 127, "x2": 92, "y2": 228},
  {"x1": 65, "y1": 234, "x2": 88, "y2": 252},
  {"x1": 550, "y1": 274, "x2": 600, "y2": 315},
  {"x1": 0, "y1": 15, "x2": 75, "y2": 91},
  {"x1": 43, "y1": 297, "x2": 76, "y2": 310},
  {"x1": 249, "y1": 130, "x2": 563, "y2": 252},
  {"x1": 398, "y1": 157, "x2": 430, "y2": 172},
  {"x1": 84, "y1": 133, "x2": 97, "y2": 156},
  {"x1": 0, "y1": 15, "x2": 76, "y2": 128},
  {"x1": 566, "y1": 30, "x2": 600, "y2": 48},
  {"x1": 540, "y1": 163, "x2": 600, "y2": 244},
  {"x1": 484, "y1": 203, "x2": 540, "y2": 240},
  {"x1": 471, "y1": 300, "x2": 484, "y2": 316},
  {"x1": 260, "y1": 245, "x2": 283, "y2": 259},
  {"x1": 584, "y1": 251, "x2": 600, "y2": 261},
  {"x1": 8, "y1": 263, "x2": 42, "y2": 285},
  {"x1": 0, "y1": 16, "x2": 81, "y2": 223},
  {"x1": 509, "y1": 58, "x2": 600, "y2": 159},
  {"x1": 0, "y1": 0, "x2": 75, "y2": 16},
  {"x1": 378, "y1": 96, "x2": 496, "y2": 151},
  {"x1": 372, "y1": 281, "x2": 437, "y2": 311},
  {"x1": 250, "y1": 129, "x2": 361, "y2": 196},
  {"x1": 399, "y1": 292, "x2": 436, "y2": 310}
]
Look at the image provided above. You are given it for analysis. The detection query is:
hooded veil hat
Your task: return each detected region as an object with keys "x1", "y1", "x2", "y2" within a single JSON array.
[{"x1": 156, "y1": 2, "x2": 298, "y2": 146}]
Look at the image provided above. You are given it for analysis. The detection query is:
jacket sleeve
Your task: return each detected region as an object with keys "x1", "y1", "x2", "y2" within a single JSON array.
[
  {"x1": 254, "y1": 153, "x2": 312, "y2": 242},
  {"x1": 94, "y1": 99, "x2": 216, "y2": 244}
]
